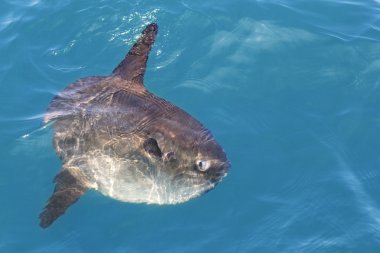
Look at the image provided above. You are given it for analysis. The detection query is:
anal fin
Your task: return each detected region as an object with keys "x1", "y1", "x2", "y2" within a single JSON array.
[{"x1": 39, "y1": 168, "x2": 87, "y2": 228}]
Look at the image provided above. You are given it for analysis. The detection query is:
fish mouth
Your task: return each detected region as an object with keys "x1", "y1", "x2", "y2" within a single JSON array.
[
  {"x1": 147, "y1": 159, "x2": 230, "y2": 203},
  {"x1": 171, "y1": 161, "x2": 229, "y2": 186},
  {"x1": 207, "y1": 160, "x2": 230, "y2": 183}
]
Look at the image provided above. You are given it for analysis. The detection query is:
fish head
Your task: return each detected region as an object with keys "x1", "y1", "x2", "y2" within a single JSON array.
[{"x1": 142, "y1": 111, "x2": 230, "y2": 202}]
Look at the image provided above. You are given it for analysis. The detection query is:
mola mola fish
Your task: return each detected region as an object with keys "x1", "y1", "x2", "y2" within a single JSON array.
[{"x1": 40, "y1": 23, "x2": 230, "y2": 228}]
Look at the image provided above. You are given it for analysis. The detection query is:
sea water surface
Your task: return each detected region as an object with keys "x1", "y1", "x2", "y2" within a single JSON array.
[{"x1": 1, "y1": 0, "x2": 380, "y2": 252}]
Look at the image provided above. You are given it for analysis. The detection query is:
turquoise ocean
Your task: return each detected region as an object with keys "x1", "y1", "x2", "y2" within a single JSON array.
[{"x1": 1, "y1": 0, "x2": 380, "y2": 252}]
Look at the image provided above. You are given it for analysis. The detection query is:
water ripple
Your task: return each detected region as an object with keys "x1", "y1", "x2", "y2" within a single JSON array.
[
  {"x1": 0, "y1": 12, "x2": 23, "y2": 32},
  {"x1": 47, "y1": 64, "x2": 85, "y2": 73},
  {"x1": 321, "y1": 137, "x2": 380, "y2": 236},
  {"x1": 108, "y1": 9, "x2": 160, "y2": 44},
  {"x1": 178, "y1": 18, "x2": 319, "y2": 93},
  {"x1": 262, "y1": 0, "x2": 380, "y2": 41}
]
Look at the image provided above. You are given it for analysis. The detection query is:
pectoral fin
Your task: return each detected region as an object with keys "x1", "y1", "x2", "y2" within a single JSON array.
[
  {"x1": 143, "y1": 137, "x2": 162, "y2": 158},
  {"x1": 39, "y1": 168, "x2": 87, "y2": 228}
]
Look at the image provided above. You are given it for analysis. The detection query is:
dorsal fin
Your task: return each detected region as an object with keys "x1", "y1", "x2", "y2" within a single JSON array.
[{"x1": 112, "y1": 23, "x2": 158, "y2": 85}]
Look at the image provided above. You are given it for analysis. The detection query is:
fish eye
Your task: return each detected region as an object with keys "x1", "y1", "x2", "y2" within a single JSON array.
[{"x1": 196, "y1": 160, "x2": 211, "y2": 172}]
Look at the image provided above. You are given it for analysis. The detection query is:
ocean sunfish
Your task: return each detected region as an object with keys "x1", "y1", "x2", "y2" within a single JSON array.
[{"x1": 39, "y1": 23, "x2": 230, "y2": 228}]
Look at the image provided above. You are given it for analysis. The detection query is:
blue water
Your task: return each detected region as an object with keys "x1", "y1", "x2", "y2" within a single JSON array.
[{"x1": 1, "y1": 0, "x2": 380, "y2": 252}]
